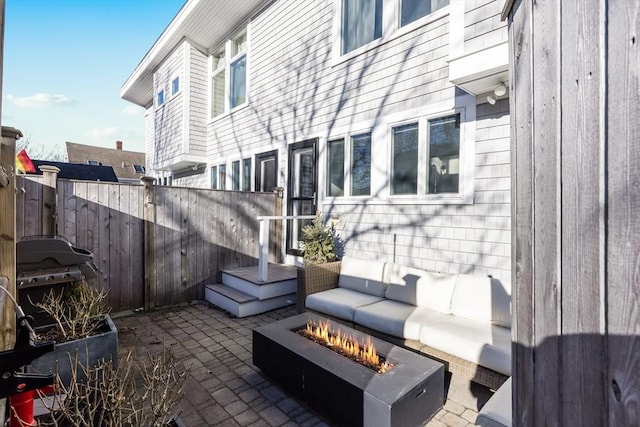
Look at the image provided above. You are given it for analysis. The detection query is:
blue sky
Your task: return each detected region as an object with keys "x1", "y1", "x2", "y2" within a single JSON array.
[{"x1": 3, "y1": 0, "x2": 185, "y2": 157}]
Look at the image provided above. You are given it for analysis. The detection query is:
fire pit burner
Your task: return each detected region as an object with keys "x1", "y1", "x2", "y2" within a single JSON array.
[
  {"x1": 253, "y1": 313, "x2": 444, "y2": 427},
  {"x1": 295, "y1": 319, "x2": 394, "y2": 374}
]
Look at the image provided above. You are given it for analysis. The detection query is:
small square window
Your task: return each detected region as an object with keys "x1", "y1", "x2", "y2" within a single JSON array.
[
  {"x1": 157, "y1": 89, "x2": 165, "y2": 106},
  {"x1": 172, "y1": 77, "x2": 180, "y2": 95},
  {"x1": 87, "y1": 160, "x2": 102, "y2": 166},
  {"x1": 133, "y1": 164, "x2": 145, "y2": 174}
]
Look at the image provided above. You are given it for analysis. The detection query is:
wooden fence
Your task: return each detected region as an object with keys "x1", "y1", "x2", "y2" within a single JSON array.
[{"x1": 16, "y1": 175, "x2": 282, "y2": 312}]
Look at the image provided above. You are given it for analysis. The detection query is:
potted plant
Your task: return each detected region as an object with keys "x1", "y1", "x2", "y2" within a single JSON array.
[
  {"x1": 296, "y1": 214, "x2": 342, "y2": 313},
  {"x1": 37, "y1": 349, "x2": 187, "y2": 426},
  {"x1": 28, "y1": 280, "x2": 118, "y2": 387}
]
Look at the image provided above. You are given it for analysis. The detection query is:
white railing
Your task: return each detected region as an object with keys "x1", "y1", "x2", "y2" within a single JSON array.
[{"x1": 256, "y1": 215, "x2": 315, "y2": 282}]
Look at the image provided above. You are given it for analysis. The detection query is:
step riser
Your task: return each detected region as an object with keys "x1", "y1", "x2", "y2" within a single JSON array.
[
  {"x1": 221, "y1": 274, "x2": 296, "y2": 299},
  {"x1": 205, "y1": 287, "x2": 295, "y2": 317}
]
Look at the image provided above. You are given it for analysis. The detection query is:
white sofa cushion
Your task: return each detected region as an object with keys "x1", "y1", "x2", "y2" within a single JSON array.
[
  {"x1": 384, "y1": 264, "x2": 457, "y2": 313},
  {"x1": 419, "y1": 316, "x2": 511, "y2": 376},
  {"x1": 337, "y1": 256, "x2": 387, "y2": 297},
  {"x1": 450, "y1": 275, "x2": 512, "y2": 327},
  {"x1": 354, "y1": 300, "x2": 450, "y2": 341},
  {"x1": 305, "y1": 288, "x2": 384, "y2": 322}
]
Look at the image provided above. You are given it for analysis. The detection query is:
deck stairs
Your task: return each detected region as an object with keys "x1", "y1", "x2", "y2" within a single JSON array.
[{"x1": 204, "y1": 264, "x2": 297, "y2": 317}]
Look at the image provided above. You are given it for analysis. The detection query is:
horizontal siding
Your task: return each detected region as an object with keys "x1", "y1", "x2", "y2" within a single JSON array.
[
  {"x1": 188, "y1": 45, "x2": 208, "y2": 157},
  {"x1": 153, "y1": 42, "x2": 186, "y2": 166},
  {"x1": 464, "y1": 0, "x2": 507, "y2": 52},
  {"x1": 144, "y1": 107, "x2": 155, "y2": 172}
]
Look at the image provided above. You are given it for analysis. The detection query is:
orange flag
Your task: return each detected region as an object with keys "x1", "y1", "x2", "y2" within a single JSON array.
[{"x1": 16, "y1": 149, "x2": 36, "y2": 173}]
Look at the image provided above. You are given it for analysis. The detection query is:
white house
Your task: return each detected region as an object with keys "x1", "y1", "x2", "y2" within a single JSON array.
[{"x1": 121, "y1": 0, "x2": 511, "y2": 285}]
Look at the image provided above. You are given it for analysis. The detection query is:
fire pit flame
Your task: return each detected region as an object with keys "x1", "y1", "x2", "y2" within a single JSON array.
[{"x1": 300, "y1": 320, "x2": 394, "y2": 374}]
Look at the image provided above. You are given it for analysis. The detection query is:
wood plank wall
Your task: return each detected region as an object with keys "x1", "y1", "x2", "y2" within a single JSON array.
[
  {"x1": 507, "y1": 0, "x2": 640, "y2": 425},
  {"x1": 16, "y1": 177, "x2": 281, "y2": 312}
]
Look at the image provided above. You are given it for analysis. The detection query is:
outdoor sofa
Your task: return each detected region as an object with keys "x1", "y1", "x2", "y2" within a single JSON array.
[{"x1": 297, "y1": 256, "x2": 511, "y2": 390}]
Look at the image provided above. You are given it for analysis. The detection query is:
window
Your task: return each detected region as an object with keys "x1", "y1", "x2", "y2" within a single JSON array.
[
  {"x1": 242, "y1": 158, "x2": 251, "y2": 191},
  {"x1": 400, "y1": 0, "x2": 449, "y2": 27},
  {"x1": 211, "y1": 50, "x2": 226, "y2": 118},
  {"x1": 210, "y1": 28, "x2": 248, "y2": 118},
  {"x1": 218, "y1": 164, "x2": 227, "y2": 190},
  {"x1": 327, "y1": 139, "x2": 345, "y2": 196},
  {"x1": 351, "y1": 133, "x2": 371, "y2": 196},
  {"x1": 342, "y1": 0, "x2": 382, "y2": 54},
  {"x1": 87, "y1": 160, "x2": 102, "y2": 166},
  {"x1": 133, "y1": 164, "x2": 145, "y2": 174},
  {"x1": 391, "y1": 123, "x2": 418, "y2": 195},
  {"x1": 428, "y1": 114, "x2": 460, "y2": 194},
  {"x1": 157, "y1": 89, "x2": 165, "y2": 106},
  {"x1": 211, "y1": 166, "x2": 218, "y2": 189},
  {"x1": 232, "y1": 160, "x2": 240, "y2": 191},
  {"x1": 171, "y1": 77, "x2": 180, "y2": 95}
]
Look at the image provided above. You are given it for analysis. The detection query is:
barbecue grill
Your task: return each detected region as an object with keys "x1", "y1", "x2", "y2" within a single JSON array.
[{"x1": 16, "y1": 235, "x2": 99, "y2": 325}]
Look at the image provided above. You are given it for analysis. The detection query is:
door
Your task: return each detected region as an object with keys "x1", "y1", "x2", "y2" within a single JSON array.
[
  {"x1": 255, "y1": 150, "x2": 278, "y2": 192},
  {"x1": 287, "y1": 139, "x2": 317, "y2": 255}
]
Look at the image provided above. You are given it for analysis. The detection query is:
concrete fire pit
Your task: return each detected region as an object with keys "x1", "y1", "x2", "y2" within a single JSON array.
[{"x1": 253, "y1": 313, "x2": 444, "y2": 427}]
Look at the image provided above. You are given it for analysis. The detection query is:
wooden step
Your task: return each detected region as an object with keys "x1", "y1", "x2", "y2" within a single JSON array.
[{"x1": 205, "y1": 283, "x2": 295, "y2": 318}]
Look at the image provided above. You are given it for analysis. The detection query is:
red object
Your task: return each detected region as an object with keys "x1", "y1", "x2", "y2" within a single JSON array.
[
  {"x1": 16, "y1": 149, "x2": 36, "y2": 173},
  {"x1": 8, "y1": 385, "x2": 56, "y2": 426},
  {"x1": 9, "y1": 390, "x2": 36, "y2": 427}
]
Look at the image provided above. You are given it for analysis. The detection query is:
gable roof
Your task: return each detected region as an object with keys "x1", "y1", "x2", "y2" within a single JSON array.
[
  {"x1": 65, "y1": 141, "x2": 146, "y2": 181},
  {"x1": 120, "y1": 0, "x2": 271, "y2": 108},
  {"x1": 30, "y1": 160, "x2": 119, "y2": 182}
]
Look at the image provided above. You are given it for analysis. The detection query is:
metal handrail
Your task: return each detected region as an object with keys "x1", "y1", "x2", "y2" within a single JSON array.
[{"x1": 256, "y1": 215, "x2": 315, "y2": 282}]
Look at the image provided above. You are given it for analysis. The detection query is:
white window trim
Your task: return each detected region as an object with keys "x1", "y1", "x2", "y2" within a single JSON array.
[
  {"x1": 332, "y1": 0, "x2": 450, "y2": 66},
  {"x1": 321, "y1": 95, "x2": 475, "y2": 206},
  {"x1": 208, "y1": 24, "x2": 251, "y2": 122}
]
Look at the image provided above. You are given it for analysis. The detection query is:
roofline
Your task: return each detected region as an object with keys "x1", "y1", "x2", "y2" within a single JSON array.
[{"x1": 120, "y1": 0, "x2": 196, "y2": 103}]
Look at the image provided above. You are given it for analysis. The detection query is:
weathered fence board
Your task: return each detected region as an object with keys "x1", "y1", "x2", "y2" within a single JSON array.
[{"x1": 16, "y1": 176, "x2": 281, "y2": 312}]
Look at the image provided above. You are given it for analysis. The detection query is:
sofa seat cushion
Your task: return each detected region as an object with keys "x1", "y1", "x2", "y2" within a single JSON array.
[
  {"x1": 384, "y1": 263, "x2": 457, "y2": 312},
  {"x1": 450, "y1": 274, "x2": 512, "y2": 327},
  {"x1": 420, "y1": 316, "x2": 511, "y2": 376},
  {"x1": 354, "y1": 300, "x2": 450, "y2": 341},
  {"x1": 305, "y1": 288, "x2": 384, "y2": 322},
  {"x1": 337, "y1": 256, "x2": 387, "y2": 297}
]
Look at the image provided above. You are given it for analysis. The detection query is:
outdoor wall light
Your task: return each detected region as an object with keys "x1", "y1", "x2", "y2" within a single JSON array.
[
  {"x1": 487, "y1": 94, "x2": 497, "y2": 105},
  {"x1": 493, "y1": 83, "x2": 507, "y2": 97}
]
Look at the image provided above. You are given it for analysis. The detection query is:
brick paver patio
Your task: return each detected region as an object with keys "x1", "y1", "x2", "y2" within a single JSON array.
[{"x1": 114, "y1": 302, "x2": 494, "y2": 426}]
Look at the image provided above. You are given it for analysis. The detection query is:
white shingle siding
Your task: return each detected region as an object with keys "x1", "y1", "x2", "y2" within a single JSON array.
[{"x1": 144, "y1": 107, "x2": 155, "y2": 171}]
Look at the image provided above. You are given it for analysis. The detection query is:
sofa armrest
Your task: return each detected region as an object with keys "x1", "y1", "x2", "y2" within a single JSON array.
[{"x1": 296, "y1": 261, "x2": 342, "y2": 313}]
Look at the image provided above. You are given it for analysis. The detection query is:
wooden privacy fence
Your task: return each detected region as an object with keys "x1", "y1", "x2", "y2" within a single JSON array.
[{"x1": 16, "y1": 174, "x2": 282, "y2": 312}]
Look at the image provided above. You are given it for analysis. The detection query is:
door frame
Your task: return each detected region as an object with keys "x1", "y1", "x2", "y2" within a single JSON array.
[{"x1": 286, "y1": 138, "x2": 318, "y2": 256}]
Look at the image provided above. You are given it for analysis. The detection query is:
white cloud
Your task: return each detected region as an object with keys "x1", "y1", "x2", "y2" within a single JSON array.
[
  {"x1": 6, "y1": 93, "x2": 78, "y2": 108},
  {"x1": 84, "y1": 127, "x2": 121, "y2": 142},
  {"x1": 121, "y1": 105, "x2": 143, "y2": 116}
]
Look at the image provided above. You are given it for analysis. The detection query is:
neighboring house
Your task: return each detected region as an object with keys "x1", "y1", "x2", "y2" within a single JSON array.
[
  {"x1": 65, "y1": 141, "x2": 146, "y2": 184},
  {"x1": 28, "y1": 160, "x2": 119, "y2": 182},
  {"x1": 121, "y1": 0, "x2": 511, "y2": 285}
]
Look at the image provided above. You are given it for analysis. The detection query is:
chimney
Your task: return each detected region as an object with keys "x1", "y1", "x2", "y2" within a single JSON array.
[{"x1": 116, "y1": 140, "x2": 123, "y2": 150}]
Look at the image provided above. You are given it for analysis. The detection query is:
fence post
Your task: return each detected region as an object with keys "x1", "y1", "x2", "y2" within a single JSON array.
[
  {"x1": 39, "y1": 165, "x2": 60, "y2": 237},
  {"x1": 0, "y1": 126, "x2": 21, "y2": 352},
  {"x1": 141, "y1": 176, "x2": 156, "y2": 311}
]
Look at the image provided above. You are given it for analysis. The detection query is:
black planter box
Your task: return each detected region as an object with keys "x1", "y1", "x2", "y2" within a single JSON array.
[
  {"x1": 30, "y1": 314, "x2": 118, "y2": 387},
  {"x1": 253, "y1": 313, "x2": 444, "y2": 427}
]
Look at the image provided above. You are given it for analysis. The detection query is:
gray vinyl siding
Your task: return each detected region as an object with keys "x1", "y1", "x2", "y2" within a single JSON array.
[
  {"x1": 144, "y1": 107, "x2": 155, "y2": 172},
  {"x1": 187, "y1": 45, "x2": 207, "y2": 157},
  {"x1": 463, "y1": 0, "x2": 507, "y2": 52},
  {"x1": 153, "y1": 42, "x2": 186, "y2": 166}
]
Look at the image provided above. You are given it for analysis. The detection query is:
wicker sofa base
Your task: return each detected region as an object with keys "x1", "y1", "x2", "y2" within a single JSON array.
[{"x1": 297, "y1": 262, "x2": 509, "y2": 391}]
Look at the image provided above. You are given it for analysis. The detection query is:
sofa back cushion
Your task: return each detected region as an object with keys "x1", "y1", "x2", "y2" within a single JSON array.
[
  {"x1": 384, "y1": 264, "x2": 457, "y2": 313},
  {"x1": 450, "y1": 274, "x2": 511, "y2": 327},
  {"x1": 338, "y1": 256, "x2": 387, "y2": 297}
]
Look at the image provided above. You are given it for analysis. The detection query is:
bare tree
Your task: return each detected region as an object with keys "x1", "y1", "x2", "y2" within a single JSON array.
[{"x1": 17, "y1": 132, "x2": 64, "y2": 161}]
